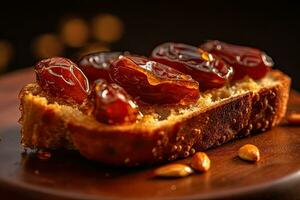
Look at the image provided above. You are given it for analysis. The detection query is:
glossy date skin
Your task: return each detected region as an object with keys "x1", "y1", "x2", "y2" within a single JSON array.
[
  {"x1": 151, "y1": 42, "x2": 234, "y2": 90},
  {"x1": 78, "y1": 52, "x2": 123, "y2": 83},
  {"x1": 35, "y1": 57, "x2": 89, "y2": 103},
  {"x1": 87, "y1": 79, "x2": 139, "y2": 124},
  {"x1": 110, "y1": 55, "x2": 200, "y2": 104},
  {"x1": 200, "y1": 40, "x2": 273, "y2": 80}
]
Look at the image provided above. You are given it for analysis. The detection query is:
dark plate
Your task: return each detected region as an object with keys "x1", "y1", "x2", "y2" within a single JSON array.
[{"x1": 0, "y1": 69, "x2": 300, "y2": 200}]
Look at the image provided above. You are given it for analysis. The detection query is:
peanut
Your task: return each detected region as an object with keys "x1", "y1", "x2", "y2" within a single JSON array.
[
  {"x1": 191, "y1": 152, "x2": 211, "y2": 172},
  {"x1": 238, "y1": 144, "x2": 260, "y2": 162},
  {"x1": 154, "y1": 163, "x2": 193, "y2": 178},
  {"x1": 287, "y1": 113, "x2": 300, "y2": 125}
]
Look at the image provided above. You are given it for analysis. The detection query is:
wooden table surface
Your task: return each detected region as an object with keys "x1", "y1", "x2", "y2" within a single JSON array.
[{"x1": 0, "y1": 68, "x2": 300, "y2": 200}]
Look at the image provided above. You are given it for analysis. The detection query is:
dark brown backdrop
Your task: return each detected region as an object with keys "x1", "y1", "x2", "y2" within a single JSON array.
[{"x1": 0, "y1": 0, "x2": 299, "y2": 90}]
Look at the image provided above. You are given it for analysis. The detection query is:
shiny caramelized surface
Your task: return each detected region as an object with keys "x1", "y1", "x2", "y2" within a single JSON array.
[
  {"x1": 85, "y1": 79, "x2": 139, "y2": 124},
  {"x1": 35, "y1": 57, "x2": 89, "y2": 104},
  {"x1": 200, "y1": 40, "x2": 273, "y2": 80},
  {"x1": 151, "y1": 42, "x2": 234, "y2": 90},
  {"x1": 110, "y1": 55, "x2": 200, "y2": 104},
  {"x1": 78, "y1": 52, "x2": 123, "y2": 83}
]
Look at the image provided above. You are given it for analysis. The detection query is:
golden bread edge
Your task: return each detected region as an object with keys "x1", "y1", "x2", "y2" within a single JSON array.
[{"x1": 19, "y1": 70, "x2": 291, "y2": 166}]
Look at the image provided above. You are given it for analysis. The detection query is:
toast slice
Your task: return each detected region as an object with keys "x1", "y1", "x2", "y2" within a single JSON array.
[{"x1": 19, "y1": 70, "x2": 290, "y2": 166}]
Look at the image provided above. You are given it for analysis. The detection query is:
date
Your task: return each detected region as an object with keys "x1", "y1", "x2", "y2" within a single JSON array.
[
  {"x1": 200, "y1": 40, "x2": 273, "y2": 80},
  {"x1": 78, "y1": 52, "x2": 123, "y2": 82},
  {"x1": 87, "y1": 79, "x2": 139, "y2": 124},
  {"x1": 110, "y1": 55, "x2": 200, "y2": 104},
  {"x1": 35, "y1": 57, "x2": 89, "y2": 103},
  {"x1": 151, "y1": 42, "x2": 234, "y2": 90}
]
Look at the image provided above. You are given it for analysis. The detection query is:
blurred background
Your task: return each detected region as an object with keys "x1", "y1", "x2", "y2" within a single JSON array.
[{"x1": 0, "y1": 1, "x2": 299, "y2": 90}]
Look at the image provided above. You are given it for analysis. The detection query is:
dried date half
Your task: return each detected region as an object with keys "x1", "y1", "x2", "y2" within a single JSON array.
[
  {"x1": 110, "y1": 55, "x2": 200, "y2": 104},
  {"x1": 35, "y1": 57, "x2": 89, "y2": 103},
  {"x1": 78, "y1": 52, "x2": 123, "y2": 82},
  {"x1": 87, "y1": 79, "x2": 139, "y2": 124},
  {"x1": 200, "y1": 40, "x2": 273, "y2": 80},
  {"x1": 151, "y1": 42, "x2": 234, "y2": 90}
]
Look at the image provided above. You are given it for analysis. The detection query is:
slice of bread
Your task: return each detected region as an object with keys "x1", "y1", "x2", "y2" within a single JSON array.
[{"x1": 19, "y1": 70, "x2": 290, "y2": 166}]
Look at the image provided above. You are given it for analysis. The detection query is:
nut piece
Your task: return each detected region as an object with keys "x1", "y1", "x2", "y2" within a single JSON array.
[
  {"x1": 287, "y1": 113, "x2": 300, "y2": 125},
  {"x1": 191, "y1": 152, "x2": 211, "y2": 172},
  {"x1": 238, "y1": 144, "x2": 260, "y2": 162},
  {"x1": 154, "y1": 163, "x2": 193, "y2": 178}
]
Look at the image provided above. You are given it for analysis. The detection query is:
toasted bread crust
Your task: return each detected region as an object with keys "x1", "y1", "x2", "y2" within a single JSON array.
[
  {"x1": 19, "y1": 86, "x2": 74, "y2": 150},
  {"x1": 19, "y1": 70, "x2": 290, "y2": 166}
]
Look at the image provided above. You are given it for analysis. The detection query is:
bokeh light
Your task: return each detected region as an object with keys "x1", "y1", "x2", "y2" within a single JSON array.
[
  {"x1": 60, "y1": 17, "x2": 89, "y2": 47},
  {"x1": 32, "y1": 34, "x2": 64, "y2": 59},
  {"x1": 0, "y1": 40, "x2": 13, "y2": 71},
  {"x1": 91, "y1": 14, "x2": 124, "y2": 43}
]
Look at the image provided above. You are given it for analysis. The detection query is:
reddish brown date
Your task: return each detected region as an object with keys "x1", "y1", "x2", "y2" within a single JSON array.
[
  {"x1": 35, "y1": 57, "x2": 89, "y2": 103},
  {"x1": 151, "y1": 42, "x2": 234, "y2": 90},
  {"x1": 87, "y1": 79, "x2": 138, "y2": 124},
  {"x1": 200, "y1": 40, "x2": 273, "y2": 80},
  {"x1": 109, "y1": 55, "x2": 200, "y2": 104},
  {"x1": 78, "y1": 52, "x2": 123, "y2": 82}
]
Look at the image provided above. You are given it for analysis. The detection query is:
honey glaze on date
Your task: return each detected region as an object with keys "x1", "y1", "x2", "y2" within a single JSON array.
[
  {"x1": 200, "y1": 40, "x2": 273, "y2": 80},
  {"x1": 86, "y1": 79, "x2": 139, "y2": 124},
  {"x1": 35, "y1": 57, "x2": 89, "y2": 103},
  {"x1": 110, "y1": 55, "x2": 200, "y2": 104},
  {"x1": 78, "y1": 52, "x2": 124, "y2": 83},
  {"x1": 151, "y1": 42, "x2": 234, "y2": 90}
]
